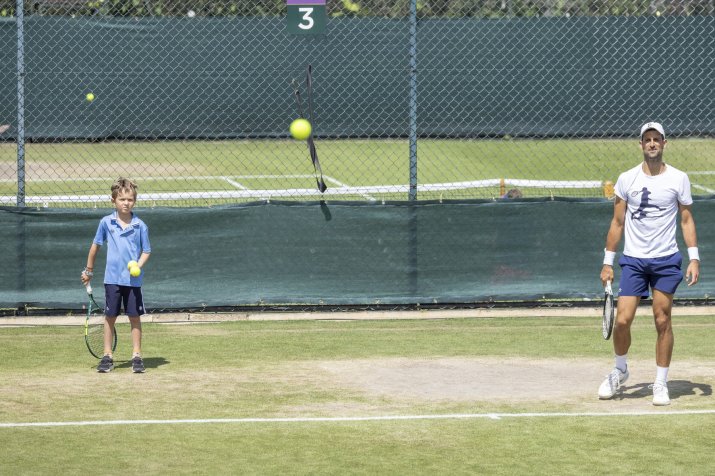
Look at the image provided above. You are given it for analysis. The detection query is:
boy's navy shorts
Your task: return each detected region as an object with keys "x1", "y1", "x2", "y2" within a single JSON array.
[
  {"x1": 618, "y1": 252, "x2": 683, "y2": 297},
  {"x1": 104, "y1": 284, "x2": 146, "y2": 317}
]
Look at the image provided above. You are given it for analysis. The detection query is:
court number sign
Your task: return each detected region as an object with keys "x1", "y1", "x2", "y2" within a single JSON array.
[{"x1": 287, "y1": 0, "x2": 326, "y2": 35}]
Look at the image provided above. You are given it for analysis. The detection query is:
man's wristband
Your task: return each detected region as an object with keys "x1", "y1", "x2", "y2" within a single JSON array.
[
  {"x1": 688, "y1": 247, "x2": 700, "y2": 261},
  {"x1": 603, "y1": 249, "x2": 616, "y2": 266},
  {"x1": 82, "y1": 267, "x2": 94, "y2": 277}
]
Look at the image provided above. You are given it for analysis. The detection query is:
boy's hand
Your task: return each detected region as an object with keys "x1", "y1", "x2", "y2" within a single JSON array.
[{"x1": 81, "y1": 267, "x2": 93, "y2": 285}]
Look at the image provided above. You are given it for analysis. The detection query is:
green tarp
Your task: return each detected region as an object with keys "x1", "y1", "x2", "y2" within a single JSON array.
[{"x1": 2, "y1": 199, "x2": 713, "y2": 310}]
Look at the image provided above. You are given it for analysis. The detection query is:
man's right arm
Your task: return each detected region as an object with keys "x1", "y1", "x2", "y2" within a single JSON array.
[{"x1": 601, "y1": 197, "x2": 626, "y2": 285}]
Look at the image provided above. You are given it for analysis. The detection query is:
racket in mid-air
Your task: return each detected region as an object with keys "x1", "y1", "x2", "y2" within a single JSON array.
[
  {"x1": 84, "y1": 283, "x2": 116, "y2": 359},
  {"x1": 291, "y1": 64, "x2": 327, "y2": 193},
  {"x1": 602, "y1": 280, "x2": 614, "y2": 340}
]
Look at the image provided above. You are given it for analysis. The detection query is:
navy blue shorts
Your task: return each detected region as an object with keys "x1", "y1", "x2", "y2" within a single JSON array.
[
  {"x1": 104, "y1": 284, "x2": 146, "y2": 317},
  {"x1": 618, "y1": 252, "x2": 683, "y2": 297}
]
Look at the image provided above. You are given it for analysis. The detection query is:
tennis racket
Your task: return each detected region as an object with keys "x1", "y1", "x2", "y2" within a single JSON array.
[
  {"x1": 84, "y1": 283, "x2": 116, "y2": 359},
  {"x1": 602, "y1": 280, "x2": 614, "y2": 340},
  {"x1": 291, "y1": 64, "x2": 327, "y2": 193}
]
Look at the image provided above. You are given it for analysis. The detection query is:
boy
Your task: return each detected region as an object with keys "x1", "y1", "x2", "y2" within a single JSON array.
[{"x1": 81, "y1": 178, "x2": 151, "y2": 373}]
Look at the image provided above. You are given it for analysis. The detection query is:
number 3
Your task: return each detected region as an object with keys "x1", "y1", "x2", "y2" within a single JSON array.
[{"x1": 298, "y1": 7, "x2": 314, "y2": 30}]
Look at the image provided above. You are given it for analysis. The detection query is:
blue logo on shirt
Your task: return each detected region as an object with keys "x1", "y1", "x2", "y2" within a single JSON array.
[{"x1": 631, "y1": 187, "x2": 665, "y2": 220}]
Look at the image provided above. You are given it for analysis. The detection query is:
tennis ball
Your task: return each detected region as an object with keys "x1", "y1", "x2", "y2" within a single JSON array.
[
  {"x1": 127, "y1": 260, "x2": 138, "y2": 270},
  {"x1": 86, "y1": 92, "x2": 95, "y2": 102},
  {"x1": 129, "y1": 266, "x2": 141, "y2": 277},
  {"x1": 290, "y1": 119, "x2": 312, "y2": 140}
]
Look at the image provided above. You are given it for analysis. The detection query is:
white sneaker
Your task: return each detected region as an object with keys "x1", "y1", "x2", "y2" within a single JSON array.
[
  {"x1": 598, "y1": 367, "x2": 629, "y2": 399},
  {"x1": 651, "y1": 381, "x2": 670, "y2": 406}
]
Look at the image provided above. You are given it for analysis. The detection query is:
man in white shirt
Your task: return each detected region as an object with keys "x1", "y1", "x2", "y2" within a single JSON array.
[{"x1": 598, "y1": 122, "x2": 700, "y2": 406}]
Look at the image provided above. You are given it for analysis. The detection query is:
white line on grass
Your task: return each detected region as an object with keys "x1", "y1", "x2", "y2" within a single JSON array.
[
  {"x1": 3, "y1": 410, "x2": 715, "y2": 428},
  {"x1": 692, "y1": 183, "x2": 715, "y2": 194},
  {"x1": 221, "y1": 176, "x2": 248, "y2": 190},
  {"x1": 322, "y1": 175, "x2": 377, "y2": 201}
]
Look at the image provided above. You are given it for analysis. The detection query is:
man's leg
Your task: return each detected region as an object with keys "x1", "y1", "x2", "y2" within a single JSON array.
[
  {"x1": 598, "y1": 295, "x2": 640, "y2": 399},
  {"x1": 613, "y1": 295, "x2": 640, "y2": 357},
  {"x1": 651, "y1": 289, "x2": 674, "y2": 406},
  {"x1": 651, "y1": 289, "x2": 674, "y2": 367}
]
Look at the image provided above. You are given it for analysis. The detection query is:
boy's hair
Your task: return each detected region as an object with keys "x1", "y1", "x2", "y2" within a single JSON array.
[{"x1": 111, "y1": 177, "x2": 138, "y2": 199}]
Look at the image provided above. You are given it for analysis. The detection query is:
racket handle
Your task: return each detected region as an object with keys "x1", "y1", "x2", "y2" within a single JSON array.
[
  {"x1": 85, "y1": 283, "x2": 92, "y2": 295},
  {"x1": 605, "y1": 280, "x2": 612, "y2": 293}
]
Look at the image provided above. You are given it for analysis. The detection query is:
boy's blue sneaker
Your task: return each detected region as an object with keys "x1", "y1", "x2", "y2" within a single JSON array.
[
  {"x1": 97, "y1": 355, "x2": 114, "y2": 373},
  {"x1": 132, "y1": 356, "x2": 145, "y2": 373}
]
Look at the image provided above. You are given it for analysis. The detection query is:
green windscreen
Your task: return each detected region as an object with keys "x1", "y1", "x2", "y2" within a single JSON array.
[{"x1": 1, "y1": 198, "x2": 713, "y2": 311}]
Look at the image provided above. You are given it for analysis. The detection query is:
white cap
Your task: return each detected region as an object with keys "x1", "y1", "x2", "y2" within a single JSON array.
[{"x1": 640, "y1": 122, "x2": 665, "y2": 139}]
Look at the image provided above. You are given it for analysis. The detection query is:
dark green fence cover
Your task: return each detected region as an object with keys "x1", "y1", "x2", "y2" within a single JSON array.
[{"x1": 2, "y1": 199, "x2": 713, "y2": 310}]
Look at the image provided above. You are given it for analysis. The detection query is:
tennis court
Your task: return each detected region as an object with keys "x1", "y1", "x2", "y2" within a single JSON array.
[
  {"x1": 1, "y1": 312, "x2": 715, "y2": 473},
  {"x1": 2, "y1": 138, "x2": 715, "y2": 206},
  {"x1": 2, "y1": 1, "x2": 714, "y2": 474}
]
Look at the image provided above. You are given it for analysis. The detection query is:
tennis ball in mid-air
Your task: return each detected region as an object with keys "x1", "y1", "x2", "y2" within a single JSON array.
[
  {"x1": 86, "y1": 92, "x2": 95, "y2": 102},
  {"x1": 127, "y1": 260, "x2": 138, "y2": 270},
  {"x1": 290, "y1": 119, "x2": 312, "y2": 140},
  {"x1": 129, "y1": 266, "x2": 141, "y2": 277}
]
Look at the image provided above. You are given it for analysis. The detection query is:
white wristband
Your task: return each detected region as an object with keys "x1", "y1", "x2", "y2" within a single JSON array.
[
  {"x1": 687, "y1": 247, "x2": 700, "y2": 261},
  {"x1": 603, "y1": 249, "x2": 616, "y2": 266}
]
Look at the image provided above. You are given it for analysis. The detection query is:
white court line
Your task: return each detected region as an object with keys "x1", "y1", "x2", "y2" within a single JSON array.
[
  {"x1": 2, "y1": 409, "x2": 715, "y2": 428},
  {"x1": 221, "y1": 176, "x2": 248, "y2": 190},
  {"x1": 692, "y1": 184, "x2": 715, "y2": 194},
  {"x1": 322, "y1": 175, "x2": 377, "y2": 201}
]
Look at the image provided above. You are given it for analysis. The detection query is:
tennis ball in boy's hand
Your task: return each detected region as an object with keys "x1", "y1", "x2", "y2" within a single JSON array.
[
  {"x1": 127, "y1": 260, "x2": 138, "y2": 269},
  {"x1": 129, "y1": 266, "x2": 141, "y2": 277},
  {"x1": 290, "y1": 119, "x2": 312, "y2": 140},
  {"x1": 86, "y1": 92, "x2": 95, "y2": 102}
]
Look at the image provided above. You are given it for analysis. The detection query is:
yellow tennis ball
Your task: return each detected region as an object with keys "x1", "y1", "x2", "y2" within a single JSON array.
[
  {"x1": 129, "y1": 266, "x2": 141, "y2": 277},
  {"x1": 127, "y1": 260, "x2": 138, "y2": 270},
  {"x1": 86, "y1": 92, "x2": 95, "y2": 102},
  {"x1": 290, "y1": 119, "x2": 312, "y2": 140}
]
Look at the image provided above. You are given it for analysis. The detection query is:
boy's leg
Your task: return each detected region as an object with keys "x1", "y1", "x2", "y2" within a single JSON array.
[
  {"x1": 97, "y1": 316, "x2": 117, "y2": 372},
  {"x1": 129, "y1": 316, "x2": 145, "y2": 373},
  {"x1": 129, "y1": 316, "x2": 142, "y2": 357},
  {"x1": 125, "y1": 287, "x2": 145, "y2": 373},
  {"x1": 104, "y1": 316, "x2": 117, "y2": 356}
]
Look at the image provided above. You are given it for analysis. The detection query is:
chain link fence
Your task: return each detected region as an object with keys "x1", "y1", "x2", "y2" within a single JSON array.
[{"x1": 0, "y1": 0, "x2": 713, "y2": 207}]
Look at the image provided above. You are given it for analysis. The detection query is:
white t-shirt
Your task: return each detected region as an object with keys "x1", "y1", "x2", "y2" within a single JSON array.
[{"x1": 614, "y1": 163, "x2": 693, "y2": 258}]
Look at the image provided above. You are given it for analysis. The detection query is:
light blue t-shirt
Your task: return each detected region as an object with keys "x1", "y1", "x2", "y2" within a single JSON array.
[{"x1": 93, "y1": 211, "x2": 151, "y2": 286}]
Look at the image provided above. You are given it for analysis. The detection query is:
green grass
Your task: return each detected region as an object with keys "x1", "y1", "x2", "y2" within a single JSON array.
[
  {"x1": 2, "y1": 137, "x2": 714, "y2": 205},
  {"x1": 1, "y1": 315, "x2": 714, "y2": 474}
]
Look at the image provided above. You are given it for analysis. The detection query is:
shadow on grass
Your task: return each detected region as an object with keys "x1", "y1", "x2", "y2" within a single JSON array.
[
  {"x1": 114, "y1": 356, "x2": 170, "y2": 370},
  {"x1": 618, "y1": 380, "x2": 712, "y2": 401}
]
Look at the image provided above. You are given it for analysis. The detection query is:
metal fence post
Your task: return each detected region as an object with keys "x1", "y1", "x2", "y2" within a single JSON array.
[{"x1": 16, "y1": 0, "x2": 26, "y2": 207}]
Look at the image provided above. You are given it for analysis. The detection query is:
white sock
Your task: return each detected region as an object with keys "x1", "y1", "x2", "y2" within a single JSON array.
[
  {"x1": 656, "y1": 366, "x2": 669, "y2": 384},
  {"x1": 615, "y1": 354, "x2": 628, "y2": 373}
]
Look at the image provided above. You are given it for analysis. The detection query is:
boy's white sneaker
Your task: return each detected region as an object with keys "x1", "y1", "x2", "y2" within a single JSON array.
[
  {"x1": 651, "y1": 381, "x2": 670, "y2": 406},
  {"x1": 598, "y1": 367, "x2": 629, "y2": 399}
]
